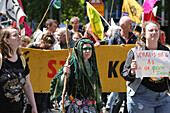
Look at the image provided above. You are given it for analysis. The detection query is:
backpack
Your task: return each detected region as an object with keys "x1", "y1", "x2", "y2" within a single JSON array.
[{"x1": 0, "y1": 53, "x2": 26, "y2": 70}]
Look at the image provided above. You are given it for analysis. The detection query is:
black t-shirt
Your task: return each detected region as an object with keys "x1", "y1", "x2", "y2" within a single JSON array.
[
  {"x1": 70, "y1": 29, "x2": 83, "y2": 37},
  {"x1": 0, "y1": 55, "x2": 30, "y2": 112},
  {"x1": 141, "y1": 77, "x2": 168, "y2": 92}
]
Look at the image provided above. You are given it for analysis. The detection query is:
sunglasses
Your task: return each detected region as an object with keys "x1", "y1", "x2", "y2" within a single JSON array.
[{"x1": 82, "y1": 47, "x2": 92, "y2": 51}]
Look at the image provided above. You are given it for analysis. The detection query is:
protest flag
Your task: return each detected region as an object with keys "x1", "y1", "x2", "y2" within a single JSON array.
[
  {"x1": 152, "y1": 6, "x2": 158, "y2": 17},
  {"x1": 23, "y1": 21, "x2": 32, "y2": 37},
  {"x1": 0, "y1": 0, "x2": 26, "y2": 29},
  {"x1": 143, "y1": 0, "x2": 160, "y2": 14},
  {"x1": 48, "y1": 0, "x2": 54, "y2": 8},
  {"x1": 17, "y1": 0, "x2": 24, "y2": 10},
  {"x1": 86, "y1": 2, "x2": 104, "y2": 40},
  {"x1": 122, "y1": 0, "x2": 143, "y2": 24},
  {"x1": 52, "y1": 0, "x2": 61, "y2": 9},
  {"x1": 142, "y1": 11, "x2": 158, "y2": 23},
  {"x1": 142, "y1": 5, "x2": 159, "y2": 24}
]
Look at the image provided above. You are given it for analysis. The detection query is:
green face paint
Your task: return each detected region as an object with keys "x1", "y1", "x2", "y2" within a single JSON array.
[{"x1": 82, "y1": 47, "x2": 92, "y2": 51}]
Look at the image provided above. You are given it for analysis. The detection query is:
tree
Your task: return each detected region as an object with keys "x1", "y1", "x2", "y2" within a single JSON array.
[
  {"x1": 22, "y1": 0, "x2": 86, "y2": 30},
  {"x1": 22, "y1": 0, "x2": 50, "y2": 28},
  {"x1": 61, "y1": 0, "x2": 85, "y2": 24}
]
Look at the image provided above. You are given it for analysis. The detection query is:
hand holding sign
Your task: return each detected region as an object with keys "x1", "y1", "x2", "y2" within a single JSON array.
[{"x1": 130, "y1": 60, "x2": 137, "y2": 76}]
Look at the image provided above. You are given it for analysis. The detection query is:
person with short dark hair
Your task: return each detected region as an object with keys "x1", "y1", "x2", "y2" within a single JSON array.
[
  {"x1": 45, "y1": 19, "x2": 58, "y2": 33},
  {"x1": 34, "y1": 19, "x2": 58, "y2": 47}
]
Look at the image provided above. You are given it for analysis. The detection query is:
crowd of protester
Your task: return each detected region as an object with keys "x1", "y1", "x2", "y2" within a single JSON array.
[{"x1": 0, "y1": 15, "x2": 169, "y2": 113}]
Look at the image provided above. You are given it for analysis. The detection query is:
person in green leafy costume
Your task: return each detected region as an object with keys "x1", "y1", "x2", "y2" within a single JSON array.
[{"x1": 50, "y1": 37, "x2": 103, "y2": 113}]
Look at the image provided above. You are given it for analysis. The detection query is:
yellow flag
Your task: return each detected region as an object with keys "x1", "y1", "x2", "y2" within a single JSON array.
[
  {"x1": 86, "y1": 2, "x2": 104, "y2": 40},
  {"x1": 122, "y1": 0, "x2": 143, "y2": 24}
]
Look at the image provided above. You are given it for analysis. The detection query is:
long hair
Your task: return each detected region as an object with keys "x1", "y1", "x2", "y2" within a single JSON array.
[
  {"x1": 0, "y1": 26, "x2": 22, "y2": 58},
  {"x1": 137, "y1": 21, "x2": 161, "y2": 46},
  {"x1": 70, "y1": 37, "x2": 102, "y2": 99},
  {"x1": 50, "y1": 38, "x2": 102, "y2": 101}
]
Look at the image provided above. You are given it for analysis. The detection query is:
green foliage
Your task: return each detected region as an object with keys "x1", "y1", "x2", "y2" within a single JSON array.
[
  {"x1": 22, "y1": 0, "x2": 49, "y2": 22},
  {"x1": 21, "y1": 0, "x2": 168, "y2": 28},
  {"x1": 61, "y1": 0, "x2": 85, "y2": 24},
  {"x1": 22, "y1": 0, "x2": 86, "y2": 27}
]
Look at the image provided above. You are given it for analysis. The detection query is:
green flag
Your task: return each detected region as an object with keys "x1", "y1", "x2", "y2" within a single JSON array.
[{"x1": 53, "y1": 0, "x2": 61, "y2": 9}]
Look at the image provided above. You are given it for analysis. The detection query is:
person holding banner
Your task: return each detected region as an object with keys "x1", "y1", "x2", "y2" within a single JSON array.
[
  {"x1": 83, "y1": 22, "x2": 101, "y2": 47},
  {"x1": 54, "y1": 28, "x2": 76, "y2": 50},
  {"x1": 50, "y1": 38, "x2": 103, "y2": 112},
  {"x1": 25, "y1": 32, "x2": 55, "y2": 113},
  {"x1": 121, "y1": 21, "x2": 170, "y2": 113},
  {"x1": 106, "y1": 16, "x2": 137, "y2": 113},
  {"x1": 108, "y1": 16, "x2": 137, "y2": 45},
  {"x1": 0, "y1": 26, "x2": 37, "y2": 113},
  {"x1": 28, "y1": 32, "x2": 55, "y2": 50}
]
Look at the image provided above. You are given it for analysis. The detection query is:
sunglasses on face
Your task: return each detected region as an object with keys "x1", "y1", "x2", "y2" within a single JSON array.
[{"x1": 82, "y1": 47, "x2": 92, "y2": 51}]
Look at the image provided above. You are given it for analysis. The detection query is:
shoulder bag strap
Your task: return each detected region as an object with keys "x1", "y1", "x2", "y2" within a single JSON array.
[{"x1": 20, "y1": 56, "x2": 26, "y2": 69}]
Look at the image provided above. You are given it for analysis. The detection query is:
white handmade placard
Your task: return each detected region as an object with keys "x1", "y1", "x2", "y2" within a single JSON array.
[{"x1": 134, "y1": 50, "x2": 170, "y2": 78}]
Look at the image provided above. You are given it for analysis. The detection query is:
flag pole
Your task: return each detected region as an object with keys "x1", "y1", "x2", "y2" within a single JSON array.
[
  {"x1": 33, "y1": 0, "x2": 54, "y2": 41},
  {"x1": 108, "y1": 0, "x2": 114, "y2": 24},
  {"x1": 36, "y1": 8, "x2": 49, "y2": 31},
  {"x1": 133, "y1": 22, "x2": 138, "y2": 31},
  {"x1": 87, "y1": 2, "x2": 110, "y2": 27}
]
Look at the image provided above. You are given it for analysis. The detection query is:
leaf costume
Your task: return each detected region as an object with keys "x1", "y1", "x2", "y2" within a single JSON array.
[{"x1": 50, "y1": 38, "x2": 103, "y2": 112}]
